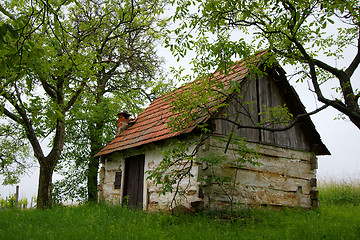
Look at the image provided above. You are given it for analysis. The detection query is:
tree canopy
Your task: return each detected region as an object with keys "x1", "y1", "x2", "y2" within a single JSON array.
[{"x1": 166, "y1": 0, "x2": 360, "y2": 129}]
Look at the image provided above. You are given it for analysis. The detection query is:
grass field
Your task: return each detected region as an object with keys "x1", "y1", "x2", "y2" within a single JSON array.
[{"x1": 0, "y1": 180, "x2": 359, "y2": 240}]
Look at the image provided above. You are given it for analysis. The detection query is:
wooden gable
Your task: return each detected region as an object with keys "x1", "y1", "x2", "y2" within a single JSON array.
[{"x1": 211, "y1": 65, "x2": 329, "y2": 155}]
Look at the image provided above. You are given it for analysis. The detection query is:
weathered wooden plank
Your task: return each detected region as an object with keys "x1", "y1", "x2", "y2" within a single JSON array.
[
  {"x1": 209, "y1": 136, "x2": 315, "y2": 160},
  {"x1": 269, "y1": 77, "x2": 296, "y2": 149},
  {"x1": 198, "y1": 147, "x2": 315, "y2": 180},
  {"x1": 212, "y1": 77, "x2": 260, "y2": 142},
  {"x1": 259, "y1": 75, "x2": 275, "y2": 144},
  {"x1": 201, "y1": 167, "x2": 312, "y2": 194},
  {"x1": 205, "y1": 186, "x2": 311, "y2": 208},
  {"x1": 257, "y1": 75, "x2": 311, "y2": 151},
  {"x1": 237, "y1": 77, "x2": 261, "y2": 142}
]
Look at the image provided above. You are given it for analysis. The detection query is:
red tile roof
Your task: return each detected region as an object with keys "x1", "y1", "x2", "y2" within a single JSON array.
[{"x1": 94, "y1": 55, "x2": 262, "y2": 157}]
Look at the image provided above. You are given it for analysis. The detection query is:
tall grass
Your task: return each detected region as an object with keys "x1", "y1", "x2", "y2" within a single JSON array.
[
  {"x1": 0, "y1": 179, "x2": 359, "y2": 240},
  {"x1": 318, "y1": 177, "x2": 360, "y2": 206}
]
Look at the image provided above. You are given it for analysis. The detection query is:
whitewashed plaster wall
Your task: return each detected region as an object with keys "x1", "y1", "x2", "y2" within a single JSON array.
[
  {"x1": 98, "y1": 152, "x2": 125, "y2": 204},
  {"x1": 99, "y1": 136, "x2": 202, "y2": 210}
]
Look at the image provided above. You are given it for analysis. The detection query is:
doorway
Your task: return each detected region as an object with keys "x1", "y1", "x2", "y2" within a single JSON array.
[{"x1": 123, "y1": 154, "x2": 145, "y2": 208}]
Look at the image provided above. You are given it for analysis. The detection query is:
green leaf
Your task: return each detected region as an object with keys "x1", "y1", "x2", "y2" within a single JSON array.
[
  {"x1": 0, "y1": 60, "x2": 7, "y2": 74},
  {"x1": 6, "y1": 24, "x2": 19, "y2": 39}
]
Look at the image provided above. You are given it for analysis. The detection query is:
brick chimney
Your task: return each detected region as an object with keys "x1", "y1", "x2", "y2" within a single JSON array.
[{"x1": 116, "y1": 111, "x2": 131, "y2": 137}]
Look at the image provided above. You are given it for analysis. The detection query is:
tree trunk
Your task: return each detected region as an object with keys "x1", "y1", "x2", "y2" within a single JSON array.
[
  {"x1": 36, "y1": 120, "x2": 65, "y2": 208},
  {"x1": 349, "y1": 117, "x2": 360, "y2": 130},
  {"x1": 87, "y1": 121, "x2": 104, "y2": 202},
  {"x1": 87, "y1": 155, "x2": 99, "y2": 202},
  {"x1": 37, "y1": 162, "x2": 56, "y2": 208}
]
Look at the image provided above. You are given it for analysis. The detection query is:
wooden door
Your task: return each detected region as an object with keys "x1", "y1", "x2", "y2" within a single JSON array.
[{"x1": 123, "y1": 154, "x2": 145, "y2": 209}]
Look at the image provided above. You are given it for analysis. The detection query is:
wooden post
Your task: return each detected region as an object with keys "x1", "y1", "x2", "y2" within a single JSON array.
[
  {"x1": 5, "y1": 197, "x2": 7, "y2": 209},
  {"x1": 310, "y1": 189, "x2": 319, "y2": 209},
  {"x1": 15, "y1": 185, "x2": 19, "y2": 208},
  {"x1": 310, "y1": 178, "x2": 317, "y2": 188},
  {"x1": 310, "y1": 156, "x2": 318, "y2": 170},
  {"x1": 30, "y1": 197, "x2": 33, "y2": 208}
]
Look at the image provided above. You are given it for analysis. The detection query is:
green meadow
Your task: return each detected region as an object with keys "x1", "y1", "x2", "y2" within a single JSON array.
[{"x1": 1, "y1": 179, "x2": 359, "y2": 240}]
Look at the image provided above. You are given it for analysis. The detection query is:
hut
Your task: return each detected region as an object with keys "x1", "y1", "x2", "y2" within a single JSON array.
[{"x1": 95, "y1": 53, "x2": 329, "y2": 210}]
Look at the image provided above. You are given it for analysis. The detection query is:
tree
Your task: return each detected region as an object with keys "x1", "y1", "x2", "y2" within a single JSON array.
[
  {"x1": 1, "y1": 0, "x2": 170, "y2": 206},
  {"x1": 52, "y1": 0, "x2": 169, "y2": 202},
  {"x1": 0, "y1": 0, "x2": 104, "y2": 208},
  {"x1": 167, "y1": 0, "x2": 360, "y2": 129}
]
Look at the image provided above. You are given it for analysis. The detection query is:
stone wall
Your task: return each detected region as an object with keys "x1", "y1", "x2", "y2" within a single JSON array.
[{"x1": 197, "y1": 136, "x2": 318, "y2": 209}]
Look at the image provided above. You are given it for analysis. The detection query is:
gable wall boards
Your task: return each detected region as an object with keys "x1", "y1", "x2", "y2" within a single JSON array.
[{"x1": 213, "y1": 75, "x2": 311, "y2": 152}]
